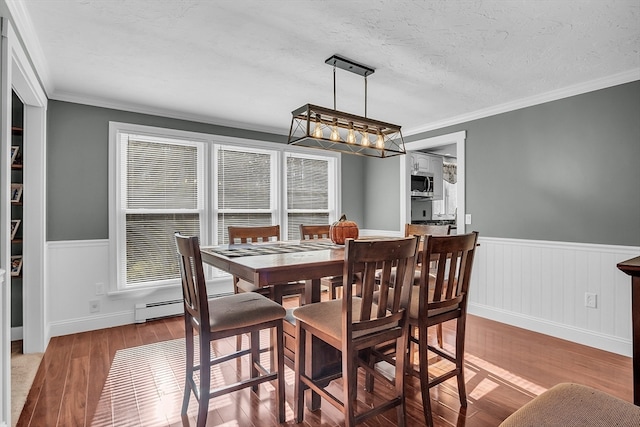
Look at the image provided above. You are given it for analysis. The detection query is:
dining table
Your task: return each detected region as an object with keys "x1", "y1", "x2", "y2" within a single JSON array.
[{"x1": 200, "y1": 238, "x2": 349, "y2": 410}]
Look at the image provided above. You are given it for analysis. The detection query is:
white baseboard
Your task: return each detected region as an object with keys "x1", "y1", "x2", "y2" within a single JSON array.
[
  {"x1": 469, "y1": 302, "x2": 632, "y2": 357},
  {"x1": 10, "y1": 327, "x2": 22, "y2": 341},
  {"x1": 48, "y1": 310, "x2": 134, "y2": 338}
]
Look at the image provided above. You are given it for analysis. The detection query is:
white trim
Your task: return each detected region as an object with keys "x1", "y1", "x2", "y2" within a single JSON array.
[
  {"x1": 404, "y1": 70, "x2": 640, "y2": 135},
  {"x1": 10, "y1": 327, "x2": 21, "y2": 342},
  {"x1": 469, "y1": 302, "x2": 632, "y2": 357},
  {"x1": 55, "y1": 91, "x2": 286, "y2": 135},
  {"x1": 48, "y1": 310, "x2": 135, "y2": 338},
  {"x1": 0, "y1": 16, "x2": 48, "y2": 427},
  {"x1": 400, "y1": 131, "x2": 466, "y2": 234},
  {"x1": 4, "y1": 0, "x2": 52, "y2": 95}
]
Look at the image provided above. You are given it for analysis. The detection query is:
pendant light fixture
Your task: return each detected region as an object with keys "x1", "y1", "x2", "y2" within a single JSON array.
[{"x1": 288, "y1": 55, "x2": 405, "y2": 158}]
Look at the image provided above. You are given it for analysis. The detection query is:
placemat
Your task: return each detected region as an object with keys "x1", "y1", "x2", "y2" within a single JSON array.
[{"x1": 208, "y1": 240, "x2": 341, "y2": 257}]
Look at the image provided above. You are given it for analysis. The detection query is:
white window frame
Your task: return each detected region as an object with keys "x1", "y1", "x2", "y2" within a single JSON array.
[
  {"x1": 282, "y1": 151, "x2": 338, "y2": 239},
  {"x1": 109, "y1": 122, "x2": 209, "y2": 292},
  {"x1": 109, "y1": 122, "x2": 341, "y2": 292}
]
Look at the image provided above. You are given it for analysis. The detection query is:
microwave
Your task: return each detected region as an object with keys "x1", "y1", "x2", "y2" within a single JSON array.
[{"x1": 410, "y1": 172, "x2": 434, "y2": 198}]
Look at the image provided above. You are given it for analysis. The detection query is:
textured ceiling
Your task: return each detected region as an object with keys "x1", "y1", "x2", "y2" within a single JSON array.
[{"x1": 12, "y1": 0, "x2": 640, "y2": 135}]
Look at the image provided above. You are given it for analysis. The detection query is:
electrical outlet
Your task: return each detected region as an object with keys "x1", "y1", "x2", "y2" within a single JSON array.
[
  {"x1": 584, "y1": 292, "x2": 597, "y2": 308},
  {"x1": 465, "y1": 214, "x2": 472, "y2": 224},
  {"x1": 95, "y1": 282, "x2": 105, "y2": 295},
  {"x1": 89, "y1": 300, "x2": 100, "y2": 313}
]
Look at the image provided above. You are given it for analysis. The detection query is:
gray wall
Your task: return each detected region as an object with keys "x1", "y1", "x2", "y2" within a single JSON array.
[
  {"x1": 46, "y1": 101, "x2": 365, "y2": 240},
  {"x1": 403, "y1": 80, "x2": 640, "y2": 246},
  {"x1": 47, "y1": 80, "x2": 640, "y2": 246},
  {"x1": 363, "y1": 155, "x2": 401, "y2": 230}
]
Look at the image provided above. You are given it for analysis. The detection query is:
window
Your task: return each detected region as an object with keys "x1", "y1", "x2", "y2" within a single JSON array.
[
  {"x1": 285, "y1": 153, "x2": 335, "y2": 240},
  {"x1": 112, "y1": 130, "x2": 205, "y2": 289},
  {"x1": 215, "y1": 146, "x2": 277, "y2": 244},
  {"x1": 110, "y1": 122, "x2": 339, "y2": 291}
]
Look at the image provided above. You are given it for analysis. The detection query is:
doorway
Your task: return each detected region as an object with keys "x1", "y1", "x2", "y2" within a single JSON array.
[
  {"x1": 399, "y1": 130, "x2": 466, "y2": 234},
  {"x1": 1, "y1": 17, "x2": 48, "y2": 426}
]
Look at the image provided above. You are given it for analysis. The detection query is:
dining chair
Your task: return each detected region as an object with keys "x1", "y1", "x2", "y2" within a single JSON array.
[
  {"x1": 293, "y1": 236, "x2": 419, "y2": 427},
  {"x1": 299, "y1": 224, "x2": 361, "y2": 299},
  {"x1": 228, "y1": 225, "x2": 306, "y2": 304},
  {"x1": 369, "y1": 231, "x2": 479, "y2": 427},
  {"x1": 404, "y1": 223, "x2": 451, "y2": 349},
  {"x1": 174, "y1": 232, "x2": 286, "y2": 426}
]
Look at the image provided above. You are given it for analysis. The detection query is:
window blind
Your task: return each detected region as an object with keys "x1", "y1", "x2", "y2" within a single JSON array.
[
  {"x1": 286, "y1": 155, "x2": 330, "y2": 240},
  {"x1": 123, "y1": 135, "x2": 200, "y2": 285},
  {"x1": 217, "y1": 147, "x2": 274, "y2": 243}
]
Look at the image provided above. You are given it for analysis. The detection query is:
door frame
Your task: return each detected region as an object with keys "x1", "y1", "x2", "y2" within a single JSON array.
[
  {"x1": 399, "y1": 130, "x2": 466, "y2": 233},
  {"x1": 1, "y1": 16, "x2": 47, "y2": 427}
]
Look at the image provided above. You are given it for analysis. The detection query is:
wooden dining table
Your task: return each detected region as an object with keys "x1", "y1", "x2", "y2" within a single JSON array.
[{"x1": 200, "y1": 239, "x2": 348, "y2": 410}]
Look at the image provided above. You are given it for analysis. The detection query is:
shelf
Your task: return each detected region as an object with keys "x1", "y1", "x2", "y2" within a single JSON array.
[
  {"x1": 12, "y1": 163, "x2": 23, "y2": 170},
  {"x1": 11, "y1": 239, "x2": 22, "y2": 244},
  {"x1": 11, "y1": 126, "x2": 23, "y2": 134}
]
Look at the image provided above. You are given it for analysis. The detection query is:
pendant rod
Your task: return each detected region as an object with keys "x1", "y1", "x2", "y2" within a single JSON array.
[
  {"x1": 333, "y1": 65, "x2": 337, "y2": 110},
  {"x1": 364, "y1": 75, "x2": 368, "y2": 118}
]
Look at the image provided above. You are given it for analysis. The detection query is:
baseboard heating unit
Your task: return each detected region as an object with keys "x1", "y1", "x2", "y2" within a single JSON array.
[{"x1": 134, "y1": 292, "x2": 233, "y2": 323}]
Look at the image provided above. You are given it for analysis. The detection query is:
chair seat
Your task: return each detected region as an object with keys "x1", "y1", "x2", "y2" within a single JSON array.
[
  {"x1": 209, "y1": 293, "x2": 285, "y2": 332},
  {"x1": 293, "y1": 298, "x2": 391, "y2": 341}
]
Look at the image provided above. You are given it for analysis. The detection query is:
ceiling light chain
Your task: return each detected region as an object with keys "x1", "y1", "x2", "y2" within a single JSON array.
[{"x1": 288, "y1": 54, "x2": 405, "y2": 159}]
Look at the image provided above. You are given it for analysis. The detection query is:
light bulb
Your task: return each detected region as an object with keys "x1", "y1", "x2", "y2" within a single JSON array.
[
  {"x1": 360, "y1": 126, "x2": 370, "y2": 147},
  {"x1": 312, "y1": 115, "x2": 323, "y2": 138},
  {"x1": 346, "y1": 122, "x2": 356, "y2": 144},
  {"x1": 330, "y1": 119, "x2": 340, "y2": 141},
  {"x1": 376, "y1": 129, "x2": 385, "y2": 149}
]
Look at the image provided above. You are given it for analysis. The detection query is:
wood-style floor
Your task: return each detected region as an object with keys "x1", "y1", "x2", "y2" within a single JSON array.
[{"x1": 16, "y1": 299, "x2": 632, "y2": 427}]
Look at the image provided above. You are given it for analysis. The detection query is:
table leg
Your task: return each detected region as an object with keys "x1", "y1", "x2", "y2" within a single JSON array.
[
  {"x1": 304, "y1": 278, "x2": 322, "y2": 410},
  {"x1": 632, "y1": 276, "x2": 640, "y2": 406}
]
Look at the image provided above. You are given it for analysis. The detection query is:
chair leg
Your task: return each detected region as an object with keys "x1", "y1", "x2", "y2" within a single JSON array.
[
  {"x1": 250, "y1": 330, "x2": 260, "y2": 393},
  {"x1": 182, "y1": 322, "x2": 194, "y2": 418},
  {"x1": 343, "y1": 348, "x2": 357, "y2": 427},
  {"x1": 437, "y1": 324, "x2": 443, "y2": 348},
  {"x1": 455, "y1": 317, "x2": 468, "y2": 407},
  {"x1": 395, "y1": 327, "x2": 409, "y2": 427},
  {"x1": 197, "y1": 337, "x2": 211, "y2": 427},
  {"x1": 330, "y1": 283, "x2": 338, "y2": 299},
  {"x1": 418, "y1": 324, "x2": 434, "y2": 427},
  {"x1": 294, "y1": 324, "x2": 306, "y2": 423},
  {"x1": 274, "y1": 322, "x2": 285, "y2": 423}
]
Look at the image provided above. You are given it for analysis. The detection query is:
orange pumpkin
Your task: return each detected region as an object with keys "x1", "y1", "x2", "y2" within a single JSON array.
[{"x1": 330, "y1": 214, "x2": 359, "y2": 245}]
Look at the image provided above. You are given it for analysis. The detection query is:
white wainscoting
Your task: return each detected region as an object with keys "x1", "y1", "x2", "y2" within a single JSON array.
[
  {"x1": 45, "y1": 237, "x2": 638, "y2": 357},
  {"x1": 46, "y1": 240, "x2": 233, "y2": 339},
  {"x1": 469, "y1": 237, "x2": 639, "y2": 357}
]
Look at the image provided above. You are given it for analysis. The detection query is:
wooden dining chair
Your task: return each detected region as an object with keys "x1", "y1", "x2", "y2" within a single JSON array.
[
  {"x1": 369, "y1": 231, "x2": 479, "y2": 427},
  {"x1": 228, "y1": 225, "x2": 306, "y2": 304},
  {"x1": 404, "y1": 223, "x2": 451, "y2": 348},
  {"x1": 174, "y1": 232, "x2": 286, "y2": 426},
  {"x1": 293, "y1": 236, "x2": 419, "y2": 427},
  {"x1": 299, "y1": 224, "x2": 361, "y2": 299}
]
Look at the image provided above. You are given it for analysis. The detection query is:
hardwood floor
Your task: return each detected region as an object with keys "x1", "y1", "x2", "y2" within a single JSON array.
[{"x1": 16, "y1": 303, "x2": 632, "y2": 427}]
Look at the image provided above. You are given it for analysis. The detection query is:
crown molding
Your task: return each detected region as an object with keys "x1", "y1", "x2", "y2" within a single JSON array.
[
  {"x1": 404, "y1": 69, "x2": 640, "y2": 136},
  {"x1": 5, "y1": 0, "x2": 52, "y2": 95},
  {"x1": 50, "y1": 91, "x2": 288, "y2": 136}
]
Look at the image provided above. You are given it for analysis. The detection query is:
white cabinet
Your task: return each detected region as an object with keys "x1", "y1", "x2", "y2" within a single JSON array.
[
  {"x1": 410, "y1": 153, "x2": 431, "y2": 174},
  {"x1": 431, "y1": 156, "x2": 443, "y2": 200},
  {"x1": 409, "y1": 152, "x2": 443, "y2": 200}
]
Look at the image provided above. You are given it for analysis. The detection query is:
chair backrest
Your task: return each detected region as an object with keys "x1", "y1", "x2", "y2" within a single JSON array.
[
  {"x1": 417, "y1": 231, "x2": 479, "y2": 318},
  {"x1": 299, "y1": 224, "x2": 330, "y2": 240},
  {"x1": 174, "y1": 232, "x2": 208, "y2": 328},
  {"x1": 228, "y1": 225, "x2": 280, "y2": 244},
  {"x1": 405, "y1": 223, "x2": 451, "y2": 238},
  {"x1": 342, "y1": 237, "x2": 419, "y2": 345}
]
